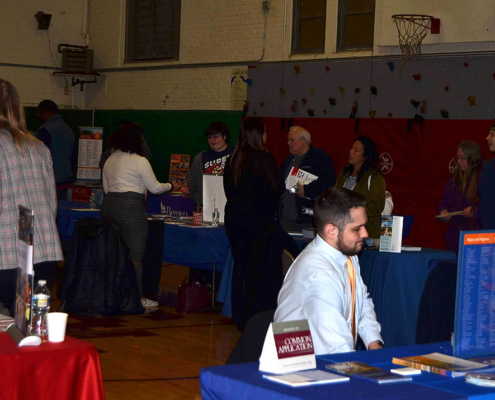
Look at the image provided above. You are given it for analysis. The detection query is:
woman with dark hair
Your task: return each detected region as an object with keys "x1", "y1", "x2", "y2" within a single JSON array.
[
  {"x1": 101, "y1": 123, "x2": 178, "y2": 307},
  {"x1": 438, "y1": 140, "x2": 482, "y2": 253},
  {"x1": 224, "y1": 117, "x2": 285, "y2": 330},
  {"x1": 0, "y1": 79, "x2": 63, "y2": 314},
  {"x1": 335, "y1": 136, "x2": 386, "y2": 238}
]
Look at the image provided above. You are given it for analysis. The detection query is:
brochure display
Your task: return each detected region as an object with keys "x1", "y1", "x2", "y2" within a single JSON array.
[
  {"x1": 7, "y1": 206, "x2": 41, "y2": 346},
  {"x1": 169, "y1": 154, "x2": 190, "y2": 185},
  {"x1": 379, "y1": 215, "x2": 403, "y2": 253},
  {"x1": 259, "y1": 319, "x2": 316, "y2": 374},
  {"x1": 454, "y1": 230, "x2": 495, "y2": 359},
  {"x1": 77, "y1": 127, "x2": 103, "y2": 181}
]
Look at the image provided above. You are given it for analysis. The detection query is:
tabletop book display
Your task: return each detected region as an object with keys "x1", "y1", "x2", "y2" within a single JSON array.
[
  {"x1": 326, "y1": 361, "x2": 413, "y2": 384},
  {"x1": 7, "y1": 205, "x2": 41, "y2": 346}
]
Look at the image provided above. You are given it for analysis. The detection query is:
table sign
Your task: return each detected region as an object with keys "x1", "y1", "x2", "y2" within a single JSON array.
[
  {"x1": 454, "y1": 230, "x2": 495, "y2": 358},
  {"x1": 259, "y1": 319, "x2": 316, "y2": 374},
  {"x1": 203, "y1": 174, "x2": 227, "y2": 224},
  {"x1": 379, "y1": 215, "x2": 403, "y2": 252},
  {"x1": 8, "y1": 206, "x2": 41, "y2": 347}
]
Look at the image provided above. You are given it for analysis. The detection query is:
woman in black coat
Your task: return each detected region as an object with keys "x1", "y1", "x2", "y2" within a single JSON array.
[{"x1": 223, "y1": 117, "x2": 285, "y2": 330}]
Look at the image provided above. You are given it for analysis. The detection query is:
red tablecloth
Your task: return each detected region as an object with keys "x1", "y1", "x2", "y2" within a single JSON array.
[{"x1": 0, "y1": 333, "x2": 105, "y2": 400}]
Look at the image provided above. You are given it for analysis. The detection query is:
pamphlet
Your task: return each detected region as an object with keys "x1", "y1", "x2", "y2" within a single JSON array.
[
  {"x1": 434, "y1": 211, "x2": 463, "y2": 219},
  {"x1": 379, "y1": 215, "x2": 403, "y2": 253},
  {"x1": 15, "y1": 206, "x2": 35, "y2": 336},
  {"x1": 263, "y1": 370, "x2": 349, "y2": 387},
  {"x1": 390, "y1": 367, "x2": 422, "y2": 376},
  {"x1": 392, "y1": 352, "x2": 488, "y2": 377},
  {"x1": 259, "y1": 319, "x2": 316, "y2": 374},
  {"x1": 285, "y1": 167, "x2": 318, "y2": 190},
  {"x1": 325, "y1": 361, "x2": 412, "y2": 384},
  {"x1": 454, "y1": 231, "x2": 495, "y2": 359}
]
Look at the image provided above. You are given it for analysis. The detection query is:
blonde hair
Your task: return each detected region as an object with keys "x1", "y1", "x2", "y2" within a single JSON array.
[{"x1": 0, "y1": 79, "x2": 32, "y2": 148}]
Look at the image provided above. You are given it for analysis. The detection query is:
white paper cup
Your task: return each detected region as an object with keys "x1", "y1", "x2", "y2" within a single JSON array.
[{"x1": 46, "y1": 312, "x2": 68, "y2": 342}]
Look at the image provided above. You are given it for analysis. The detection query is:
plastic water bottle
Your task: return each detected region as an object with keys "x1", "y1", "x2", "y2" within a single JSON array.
[
  {"x1": 32, "y1": 280, "x2": 50, "y2": 341},
  {"x1": 89, "y1": 193, "x2": 96, "y2": 209},
  {"x1": 212, "y1": 208, "x2": 220, "y2": 227}
]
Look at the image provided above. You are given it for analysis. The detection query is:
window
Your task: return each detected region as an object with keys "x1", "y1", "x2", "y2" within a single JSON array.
[
  {"x1": 292, "y1": 0, "x2": 327, "y2": 54},
  {"x1": 126, "y1": 0, "x2": 181, "y2": 62},
  {"x1": 337, "y1": 0, "x2": 375, "y2": 51}
]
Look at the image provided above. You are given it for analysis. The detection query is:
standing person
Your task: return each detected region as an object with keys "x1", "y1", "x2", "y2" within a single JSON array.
[
  {"x1": 36, "y1": 99, "x2": 75, "y2": 185},
  {"x1": 224, "y1": 117, "x2": 285, "y2": 330},
  {"x1": 101, "y1": 123, "x2": 178, "y2": 307},
  {"x1": 335, "y1": 137, "x2": 386, "y2": 238},
  {"x1": 478, "y1": 126, "x2": 495, "y2": 229},
  {"x1": 275, "y1": 188, "x2": 383, "y2": 355},
  {"x1": 280, "y1": 126, "x2": 336, "y2": 231},
  {"x1": 438, "y1": 140, "x2": 482, "y2": 253},
  {"x1": 180, "y1": 122, "x2": 235, "y2": 204},
  {"x1": 0, "y1": 80, "x2": 63, "y2": 313}
]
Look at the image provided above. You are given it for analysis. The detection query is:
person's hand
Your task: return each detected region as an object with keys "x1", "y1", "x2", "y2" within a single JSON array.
[
  {"x1": 460, "y1": 206, "x2": 473, "y2": 218},
  {"x1": 368, "y1": 340, "x2": 383, "y2": 350},
  {"x1": 296, "y1": 183, "x2": 305, "y2": 198},
  {"x1": 171, "y1": 181, "x2": 180, "y2": 191},
  {"x1": 438, "y1": 209, "x2": 451, "y2": 222},
  {"x1": 179, "y1": 182, "x2": 190, "y2": 194}
]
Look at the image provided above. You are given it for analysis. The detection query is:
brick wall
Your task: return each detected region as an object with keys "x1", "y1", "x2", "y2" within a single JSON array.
[{"x1": 0, "y1": 0, "x2": 87, "y2": 109}]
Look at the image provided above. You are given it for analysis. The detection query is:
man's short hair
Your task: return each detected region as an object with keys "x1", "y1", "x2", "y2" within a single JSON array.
[
  {"x1": 37, "y1": 100, "x2": 59, "y2": 114},
  {"x1": 204, "y1": 121, "x2": 231, "y2": 144},
  {"x1": 314, "y1": 188, "x2": 366, "y2": 236},
  {"x1": 290, "y1": 126, "x2": 311, "y2": 145}
]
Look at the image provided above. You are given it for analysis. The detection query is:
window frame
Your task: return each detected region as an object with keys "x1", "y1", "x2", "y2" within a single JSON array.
[
  {"x1": 337, "y1": 0, "x2": 375, "y2": 52},
  {"x1": 291, "y1": 0, "x2": 327, "y2": 55},
  {"x1": 125, "y1": 0, "x2": 181, "y2": 63}
]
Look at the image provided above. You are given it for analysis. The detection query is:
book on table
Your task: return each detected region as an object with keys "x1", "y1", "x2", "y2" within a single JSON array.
[
  {"x1": 392, "y1": 352, "x2": 488, "y2": 377},
  {"x1": 263, "y1": 370, "x2": 349, "y2": 387},
  {"x1": 325, "y1": 361, "x2": 412, "y2": 384}
]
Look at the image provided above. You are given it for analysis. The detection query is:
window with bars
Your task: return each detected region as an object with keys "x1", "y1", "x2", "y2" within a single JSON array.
[
  {"x1": 292, "y1": 0, "x2": 327, "y2": 54},
  {"x1": 126, "y1": 0, "x2": 181, "y2": 62},
  {"x1": 337, "y1": 0, "x2": 375, "y2": 51}
]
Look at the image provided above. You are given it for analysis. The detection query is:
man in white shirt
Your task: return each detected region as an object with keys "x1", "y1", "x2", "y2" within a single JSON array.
[{"x1": 274, "y1": 187, "x2": 383, "y2": 355}]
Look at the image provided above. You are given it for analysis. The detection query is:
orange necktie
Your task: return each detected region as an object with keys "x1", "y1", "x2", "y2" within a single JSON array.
[{"x1": 346, "y1": 257, "x2": 356, "y2": 347}]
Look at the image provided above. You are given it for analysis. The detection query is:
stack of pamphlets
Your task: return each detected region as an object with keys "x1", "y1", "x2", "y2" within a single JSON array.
[
  {"x1": 465, "y1": 373, "x2": 495, "y2": 387},
  {"x1": 326, "y1": 361, "x2": 412, "y2": 384},
  {"x1": 263, "y1": 370, "x2": 349, "y2": 387}
]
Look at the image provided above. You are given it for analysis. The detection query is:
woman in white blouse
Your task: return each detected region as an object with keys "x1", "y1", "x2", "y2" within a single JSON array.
[{"x1": 101, "y1": 123, "x2": 178, "y2": 307}]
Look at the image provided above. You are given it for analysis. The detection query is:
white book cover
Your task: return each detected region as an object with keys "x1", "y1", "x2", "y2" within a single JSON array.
[
  {"x1": 263, "y1": 370, "x2": 349, "y2": 387},
  {"x1": 379, "y1": 215, "x2": 403, "y2": 253}
]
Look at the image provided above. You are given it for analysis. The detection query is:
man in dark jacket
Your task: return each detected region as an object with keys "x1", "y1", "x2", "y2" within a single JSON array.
[{"x1": 280, "y1": 126, "x2": 335, "y2": 231}]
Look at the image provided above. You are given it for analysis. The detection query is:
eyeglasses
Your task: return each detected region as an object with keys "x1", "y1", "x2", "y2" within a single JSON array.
[
  {"x1": 207, "y1": 133, "x2": 223, "y2": 140},
  {"x1": 288, "y1": 138, "x2": 301, "y2": 143},
  {"x1": 455, "y1": 155, "x2": 467, "y2": 161}
]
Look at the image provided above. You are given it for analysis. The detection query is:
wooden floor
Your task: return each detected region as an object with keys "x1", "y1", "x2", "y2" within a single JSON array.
[{"x1": 54, "y1": 264, "x2": 241, "y2": 400}]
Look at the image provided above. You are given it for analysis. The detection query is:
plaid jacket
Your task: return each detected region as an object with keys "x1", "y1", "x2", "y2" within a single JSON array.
[{"x1": 0, "y1": 129, "x2": 63, "y2": 269}]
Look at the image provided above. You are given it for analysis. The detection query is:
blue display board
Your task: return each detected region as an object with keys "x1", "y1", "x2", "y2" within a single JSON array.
[{"x1": 454, "y1": 230, "x2": 495, "y2": 358}]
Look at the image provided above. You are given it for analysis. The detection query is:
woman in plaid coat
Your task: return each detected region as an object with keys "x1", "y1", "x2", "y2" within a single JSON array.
[{"x1": 0, "y1": 80, "x2": 63, "y2": 314}]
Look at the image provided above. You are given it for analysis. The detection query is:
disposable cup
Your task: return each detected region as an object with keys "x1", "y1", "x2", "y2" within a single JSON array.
[
  {"x1": 193, "y1": 212, "x2": 203, "y2": 225},
  {"x1": 46, "y1": 312, "x2": 68, "y2": 342}
]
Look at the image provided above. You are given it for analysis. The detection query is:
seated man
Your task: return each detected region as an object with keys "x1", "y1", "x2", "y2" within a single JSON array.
[{"x1": 274, "y1": 187, "x2": 383, "y2": 355}]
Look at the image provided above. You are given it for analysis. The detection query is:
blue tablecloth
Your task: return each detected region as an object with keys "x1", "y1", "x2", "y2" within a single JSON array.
[
  {"x1": 201, "y1": 342, "x2": 495, "y2": 399},
  {"x1": 57, "y1": 201, "x2": 101, "y2": 244},
  {"x1": 360, "y1": 248, "x2": 457, "y2": 348}
]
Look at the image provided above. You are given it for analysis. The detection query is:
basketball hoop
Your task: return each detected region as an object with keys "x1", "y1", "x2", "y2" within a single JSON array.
[{"x1": 392, "y1": 14, "x2": 435, "y2": 65}]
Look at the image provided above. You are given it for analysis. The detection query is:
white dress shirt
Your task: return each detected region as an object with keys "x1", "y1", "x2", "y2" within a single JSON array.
[
  {"x1": 103, "y1": 150, "x2": 171, "y2": 194},
  {"x1": 274, "y1": 234, "x2": 382, "y2": 355}
]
